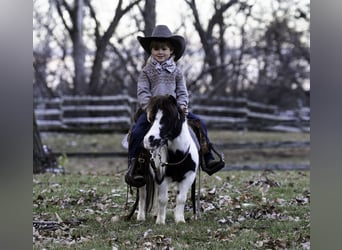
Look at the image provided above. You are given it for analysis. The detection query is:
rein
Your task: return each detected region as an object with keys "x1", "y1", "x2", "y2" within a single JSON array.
[
  {"x1": 150, "y1": 143, "x2": 191, "y2": 185},
  {"x1": 162, "y1": 145, "x2": 190, "y2": 167},
  {"x1": 151, "y1": 144, "x2": 190, "y2": 167}
]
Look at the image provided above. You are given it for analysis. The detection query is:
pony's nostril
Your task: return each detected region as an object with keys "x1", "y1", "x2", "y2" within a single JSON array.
[
  {"x1": 148, "y1": 135, "x2": 161, "y2": 147},
  {"x1": 153, "y1": 139, "x2": 161, "y2": 147},
  {"x1": 148, "y1": 135, "x2": 155, "y2": 144}
]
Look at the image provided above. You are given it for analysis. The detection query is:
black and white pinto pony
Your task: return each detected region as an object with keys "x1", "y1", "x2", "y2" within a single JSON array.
[{"x1": 133, "y1": 95, "x2": 200, "y2": 224}]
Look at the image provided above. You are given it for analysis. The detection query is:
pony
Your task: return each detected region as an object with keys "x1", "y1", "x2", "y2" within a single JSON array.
[{"x1": 129, "y1": 95, "x2": 200, "y2": 224}]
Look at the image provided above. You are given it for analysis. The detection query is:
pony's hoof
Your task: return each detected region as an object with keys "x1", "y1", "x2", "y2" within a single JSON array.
[
  {"x1": 175, "y1": 218, "x2": 186, "y2": 224},
  {"x1": 137, "y1": 216, "x2": 145, "y2": 221},
  {"x1": 156, "y1": 218, "x2": 165, "y2": 224}
]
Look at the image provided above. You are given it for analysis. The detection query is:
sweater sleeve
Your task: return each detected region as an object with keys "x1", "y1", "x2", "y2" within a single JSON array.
[
  {"x1": 137, "y1": 70, "x2": 152, "y2": 110},
  {"x1": 175, "y1": 68, "x2": 189, "y2": 107}
]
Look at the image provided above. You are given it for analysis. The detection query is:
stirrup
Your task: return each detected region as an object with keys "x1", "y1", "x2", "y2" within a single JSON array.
[
  {"x1": 125, "y1": 159, "x2": 146, "y2": 188},
  {"x1": 201, "y1": 143, "x2": 225, "y2": 176},
  {"x1": 209, "y1": 143, "x2": 224, "y2": 162},
  {"x1": 202, "y1": 160, "x2": 225, "y2": 176}
]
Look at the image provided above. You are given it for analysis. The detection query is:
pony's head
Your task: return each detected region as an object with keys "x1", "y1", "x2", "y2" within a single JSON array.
[{"x1": 144, "y1": 95, "x2": 185, "y2": 149}]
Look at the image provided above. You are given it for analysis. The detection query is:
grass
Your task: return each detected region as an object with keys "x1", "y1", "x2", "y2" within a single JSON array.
[
  {"x1": 34, "y1": 130, "x2": 310, "y2": 249},
  {"x1": 33, "y1": 170, "x2": 310, "y2": 249}
]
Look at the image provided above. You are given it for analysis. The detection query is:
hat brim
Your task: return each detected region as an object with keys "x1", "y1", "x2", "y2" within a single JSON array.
[{"x1": 137, "y1": 36, "x2": 185, "y2": 61}]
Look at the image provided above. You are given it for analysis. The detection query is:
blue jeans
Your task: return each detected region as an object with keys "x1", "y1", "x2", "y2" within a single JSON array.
[{"x1": 128, "y1": 112, "x2": 214, "y2": 161}]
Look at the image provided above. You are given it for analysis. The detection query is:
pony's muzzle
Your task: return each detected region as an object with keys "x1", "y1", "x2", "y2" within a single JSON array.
[{"x1": 144, "y1": 135, "x2": 161, "y2": 149}]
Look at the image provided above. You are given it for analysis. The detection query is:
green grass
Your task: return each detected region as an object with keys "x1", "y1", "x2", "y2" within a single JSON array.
[
  {"x1": 34, "y1": 131, "x2": 310, "y2": 249},
  {"x1": 33, "y1": 170, "x2": 310, "y2": 249}
]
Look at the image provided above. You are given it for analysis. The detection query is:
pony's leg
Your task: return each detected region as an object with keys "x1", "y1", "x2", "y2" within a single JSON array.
[
  {"x1": 151, "y1": 181, "x2": 159, "y2": 218},
  {"x1": 174, "y1": 173, "x2": 196, "y2": 223},
  {"x1": 156, "y1": 180, "x2": 169, "y2": 224},
  {"x1": 137, "y1": 186, "x2": 146, "y2": 221}
]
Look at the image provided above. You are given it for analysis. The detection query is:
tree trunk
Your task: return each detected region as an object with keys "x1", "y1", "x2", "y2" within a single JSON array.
[
  {"x1": 186, "y1": 0, "x2": 239, "y2": 96},
  {"x1": 142, "y1": 0, "x2": 156, "y2": 61},
  {"x1": 33, "y1": 115, "x2": 58, "y2": 174},
  {"x1": 33, "y1": 115, "x2": 46, "y2": 173},
  {"x1": 88, "y1": 0, "x2": 143, "y2": 95},
  {"x1": 72, "y1": 0, "x2": 87, "y2": 95},
  {"x1": 143, "y1": 0, "x2": 156, "y2": 36}
]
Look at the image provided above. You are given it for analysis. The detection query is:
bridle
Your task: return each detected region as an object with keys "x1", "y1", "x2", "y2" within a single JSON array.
[
  {"x1": 147, "y1": 103, "x2": 190, "y2": 184},
  {"x1": 149, "y1": 140, "x2": 191, "y2": 184}
]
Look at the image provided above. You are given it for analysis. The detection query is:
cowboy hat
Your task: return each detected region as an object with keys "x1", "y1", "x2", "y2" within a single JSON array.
[{"x1": 137, "y1": 25, "x2": 185, "y2": 61}]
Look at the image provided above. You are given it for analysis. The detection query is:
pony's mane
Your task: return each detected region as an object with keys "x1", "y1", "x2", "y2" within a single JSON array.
[
  {"x1": 146, "y1": 95, "x2": 185, "y2": 140},
  {"x1": 146, "y1": 95, "x2": 183, "y2": 121}
]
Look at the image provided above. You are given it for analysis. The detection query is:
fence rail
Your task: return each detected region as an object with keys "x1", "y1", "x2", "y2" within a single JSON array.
[{"x1": 34, "y1": 95, "x2": 310, "y2": 133}]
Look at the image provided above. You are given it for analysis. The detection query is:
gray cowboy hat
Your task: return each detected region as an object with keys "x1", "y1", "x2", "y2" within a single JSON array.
[{"x1": 137, "y1": 25, "x2": 185, "y2": 61}]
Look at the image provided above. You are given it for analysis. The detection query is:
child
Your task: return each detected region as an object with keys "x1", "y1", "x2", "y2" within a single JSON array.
[{"x1": 125, "y1": 25, "x2": 224, "y2": 187}]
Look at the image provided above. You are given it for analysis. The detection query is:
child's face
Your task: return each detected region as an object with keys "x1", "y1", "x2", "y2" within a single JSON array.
[{"x1": 150, "y1": 42, "x2": 174, "y2": 63}]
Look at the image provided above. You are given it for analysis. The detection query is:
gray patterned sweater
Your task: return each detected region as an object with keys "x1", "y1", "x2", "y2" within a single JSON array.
[{"x1": 137, "y1": 58, "x2": 189, "y2": 110}]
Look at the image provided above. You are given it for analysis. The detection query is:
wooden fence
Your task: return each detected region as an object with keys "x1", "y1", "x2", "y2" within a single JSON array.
[
  {"x1": 34, "y1": 95, "x2": 310, "y2": 133},
  {"x1": 34, "y1": 95, "x2": 134, "y2": 133}
]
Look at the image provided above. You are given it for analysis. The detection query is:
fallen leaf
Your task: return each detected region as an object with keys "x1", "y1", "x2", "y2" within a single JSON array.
[
  {"x1": 111, "y1": 215, "x2": 120, "y2": 223},
  {"x1": 55, "y1": 212, "x2": 63, "y2": 223},
  {"x1": 144, "y1": 229, "x2": 152, "y2": 238},
  {"x1": 208, "y1": 187, "x2": 216, "y2": 195},
  {"x1": 301, "y1": 241, "x2": 310, "y2": 249}
]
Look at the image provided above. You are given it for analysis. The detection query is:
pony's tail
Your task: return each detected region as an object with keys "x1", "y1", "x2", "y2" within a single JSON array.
[
  {"x1": 145, "y1": 165, "x2": 155, "y2": 213},
  {"x1": 124, "y1": 165, "x2": 155, "y2": 220},
  {"x1": 124, "y1": 187, "x2": 139, "y2": 221},
  {"x1": 191, "y1": 178, "x2": 197, "y2": 215}
]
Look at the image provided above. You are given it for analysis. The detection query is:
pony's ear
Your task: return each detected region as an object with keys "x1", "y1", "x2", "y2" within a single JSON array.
[{"x1": 167, "y1": 95, "x2": 177, "y2": 105}]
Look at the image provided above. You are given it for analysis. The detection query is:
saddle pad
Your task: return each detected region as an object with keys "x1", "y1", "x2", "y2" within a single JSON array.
[
  {"x1": 121, "y1": 133, "x2": 129, "y2": 149},
  {"x1": 189, "y1": 127, "x2": 200, "y2": 151}
]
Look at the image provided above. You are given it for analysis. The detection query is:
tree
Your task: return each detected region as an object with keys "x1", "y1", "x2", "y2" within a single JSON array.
[
  {"x1": 44, "y1": 0, "x2": 143, "y2": 95},
  {"x1": 87, "y1": 0, "x2": 143, "y2": 95},
  {"x1": 33, "y1": 0, "x2": 59, "y2": 98},
  {"x1": 33, "y1": 115, "x2": 59, "y2": 174},
  {"x1": 247, "y1": 0, "x2": 310, "y2": 108},
  {"x1": 55, "y1": 0, "x2": 87, "y2": 95},
  {"x1": 184, "y1": 0, "x2": 309, "y2": 108},
  {"x1": 33, "y1": 0, "x2": 309, "y2": 108},
  {"x1": 141, "y1": 0, "x2": 156, "y2": 61},
  {"x1": 185, "y1": 0, "x2": 239, "y2": 96},
  {"x1": 98, "y1": 0, "x2": 156, "y2": 96}
]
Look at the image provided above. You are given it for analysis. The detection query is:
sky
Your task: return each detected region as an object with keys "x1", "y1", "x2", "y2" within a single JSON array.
[
  {"x1": 156, "y1": 0, "x2": 187, "y2": 29},
  {"x1": 155, "y1": 0, "x2": 211, "y2": 30}
]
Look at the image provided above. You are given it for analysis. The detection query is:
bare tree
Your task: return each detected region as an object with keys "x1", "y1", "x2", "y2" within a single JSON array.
[
  {"x1": 141, "y1": 0, "x2": 156, "y2": 61},
  {"x1": 185, "y1": 0, "x2": 239, "y2": 96},
  {"x1": 34, "y1": 0, "x2": 309, "y2": 108},
  {"x1": 184, "y1": 0, "x2": 309, "y2": 108},
  {"x1": 248, "y1": 0, "x2": 310, "y2": 108},
  {"x1": 101, "y1": 0, "x2": 156, "y2": 96},
  {"x1": 87, "y1": 0, "x2": 143, "y2": 95},
  {"x1": 33, "y1": 0, "x2": 59, "y2": 98},
  {"x1": 55, "y1": 0, "x2": 87, "y2": 95},
  {"x1": 49, "y1": 0, "x2": 143, "y2": 95}
]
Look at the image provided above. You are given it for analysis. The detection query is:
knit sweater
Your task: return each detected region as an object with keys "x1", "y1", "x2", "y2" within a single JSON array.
[{"x1": 137, "y1": 58, "x2": 189, "y2": 110}]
